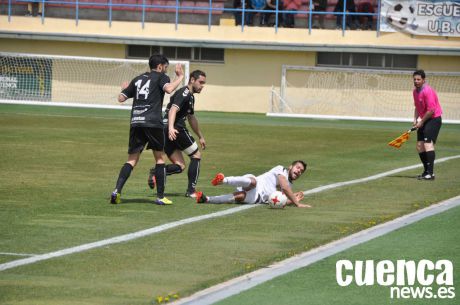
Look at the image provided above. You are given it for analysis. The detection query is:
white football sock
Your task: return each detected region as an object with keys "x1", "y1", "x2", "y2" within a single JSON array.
[{"x1": 208, "y1": 194, "x2": 235, "y2": 204}]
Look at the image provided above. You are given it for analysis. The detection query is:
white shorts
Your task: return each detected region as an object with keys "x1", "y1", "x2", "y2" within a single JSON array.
[{"x1": 236, "y1": 174, "x2": 264, "y2": 204}]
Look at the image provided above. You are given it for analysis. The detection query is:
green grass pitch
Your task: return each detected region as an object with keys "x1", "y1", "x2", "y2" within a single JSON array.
[
  {"x1": 0, "y1": 104, "x2": 459, "y2": 305},
  {"x1": 217, "y1": 205, "x2": 460, "y2": 305}
]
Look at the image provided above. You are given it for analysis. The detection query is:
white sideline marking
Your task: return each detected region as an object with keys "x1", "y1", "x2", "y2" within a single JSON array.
[
  {"x1": 172, "y1": 195, "x2": 460, "y2": 305},
  {"x1": 0, "y1": 99, "x2": 132, "y2": 110},
  {"x1": 0, "y1": 155, "x2": 459, "y2": 272},
  {"x1": 303, "y1": 154, "x2": 460, "y2": 196},
  {"x1": 0, "y1": 205, "x2": 255, "y2": 272},
  {"x1": 0, "y1": 252, "x2": 37, "y2": 257}
]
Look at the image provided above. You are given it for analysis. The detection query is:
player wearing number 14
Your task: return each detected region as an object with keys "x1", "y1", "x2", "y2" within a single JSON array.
[{"x1": 110, "y1": 54, "x2": 184, "y2": 205}]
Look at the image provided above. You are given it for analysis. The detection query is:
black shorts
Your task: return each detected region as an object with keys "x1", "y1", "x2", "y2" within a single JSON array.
[
  {"x1": 164, "y1": 126, "x2": 199, "y2": 157},
  {"x1": 128, "y1": 126, "x2": 164, "y2": 154},
  {"x1": 417, "y1": 117, "x2": 442, "y2": 144}
]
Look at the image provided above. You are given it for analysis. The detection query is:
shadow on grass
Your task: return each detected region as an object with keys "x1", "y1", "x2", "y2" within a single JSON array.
[
  {"x1": 388, "y1": 175, "x2": 419, "y2": 179},
  {"x1": 120, "y1": 198, "x2": 155, "y2": 204}
]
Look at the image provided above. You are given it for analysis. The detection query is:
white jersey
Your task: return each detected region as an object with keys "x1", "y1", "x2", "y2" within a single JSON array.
[{"x1": 256, "y1": 165, "x2": 291, "y2": 203}]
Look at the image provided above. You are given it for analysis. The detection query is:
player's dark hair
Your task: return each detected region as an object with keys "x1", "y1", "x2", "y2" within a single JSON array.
[
  {"x1": 149, "y1": 54, "x2": 169, "y2": 70},
  {"x1": 189, "y1": 70, "x2": 206, "y2": 82},
  {"x1": 292, "y1": 160, "x2": 307, "y2": 171},
  {"x1": 413, "y1": 69, "x2": 426, "y2": 79}
]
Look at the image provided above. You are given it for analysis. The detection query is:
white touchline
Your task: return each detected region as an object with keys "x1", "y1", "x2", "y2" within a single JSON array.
[
  {"x1": 171, "y1": 196, "x2": 460, "y2": 305},
  {"x1": 302, "y1": 155, "x2": 460, "y2": 196},
  {"x1": 0, "y1": 205, "x2": 255, "y2": 272},
  {"x1": 1, "y1": 155, "x2": 459, "y2": 272},
  {"x1": 0, "y1": 252, "x2": 37, "y2": 257}
]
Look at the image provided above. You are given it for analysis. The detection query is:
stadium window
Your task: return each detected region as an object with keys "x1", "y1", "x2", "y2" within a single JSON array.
[
  {"x1": 352, "y1": 53, "x2": 367, "y2": 67},
  {"x1": 342, "y1": 53, "x2": 351, "y2": 65},
  {"x1": 162, "y1": 46, "x2": 176, "y2": 59},
  {"x1": 127, "y1": 45, "x2": 224, "y2": 63},
  {"x1": 317, "y1": 52, "x2": 417, "y2": 70},
  {"x1": 317, "y1": 52, "x2": 341, "y2": 65},
  {"x1": 393, "y1": 55, "x2": 417, "y2": 69},
  {"x1": 127, "y1": 45, "x2": 150, "y2": 58},
  {"x1": 368, "y1": 54, "x2": 382, "y2": 67},
  {"x1": 195, "y1": 48, "x2": 225, "y2": 62},
  {"x1": 177, "y1": 47, "x2": 192, "y2": 60}
]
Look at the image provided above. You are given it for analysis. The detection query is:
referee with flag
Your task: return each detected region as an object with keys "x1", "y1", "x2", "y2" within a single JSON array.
[{"x1": 412, "y1": 69, "x2": 443, "y2": 181}]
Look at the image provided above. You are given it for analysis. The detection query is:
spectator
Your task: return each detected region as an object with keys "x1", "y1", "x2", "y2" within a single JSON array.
[
  {"x1": 250, "y1": 0, "x2": 267, "y2": 25},
  {"x1": 357, "y1": 0, "x2": 374, "y2": 30},
  {"x1": 26, "y1": 0, "x2": 43, "y2": 17},
  {"x1": 261, "y1": 0, "x2": 284, "y2": 27},
  {"x1": 312, "y1": 0, "x2": 328, "y2": 29},
  {"x1": 234, "y1": 0, "x2": 253, "y2": 26},
  {"x1": 334, "y1": 0, "x2": 359, "y2": 30},
  {"x1": 283, "y1": 0, "x2": 301, "y2": 28}
]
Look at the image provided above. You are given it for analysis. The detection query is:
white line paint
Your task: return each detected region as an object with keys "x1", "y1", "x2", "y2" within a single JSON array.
[
  {"x1": 0, "y1": 252, "x2": 37, "y2": 257},
  {"x1": 172, "y1": 195, "x2": 460, "y2": 305},
  {"x1": 0, "y1": 99, "x2": 132, "y2": 110},
  {"x1": 1, "y1": 155, "x2": 459, "y2": 272},
  {"x1": 303, "y1": 154, "x2": 460, "y2": 196},
  {"x1": 266, "y1": 112, "x2": 460, "y2": 124},
  {"x1": 0, "y1": 205, "x2": 255, "y2": 272}
]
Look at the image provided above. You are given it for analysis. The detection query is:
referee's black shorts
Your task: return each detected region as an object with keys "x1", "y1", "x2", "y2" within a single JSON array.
[
  {"x1": 164, "y1": 126, "x2": 199, "y2": 157},
  {"x1": 417, "y1": 117, "x2": 442, "y2": 144},
  {"x1": 128, "y1": 126, "x2": 165, "y2": 154}
]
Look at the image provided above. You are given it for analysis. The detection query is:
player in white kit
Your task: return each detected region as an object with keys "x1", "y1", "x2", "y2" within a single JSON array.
[{"x1": 196, "y1": 160, "x2": 310, "y2": 208}]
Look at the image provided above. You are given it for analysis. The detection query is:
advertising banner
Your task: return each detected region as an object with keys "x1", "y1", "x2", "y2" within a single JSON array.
[
  {"x1": 380, "y1": 0, "x2": 460, "y2": 37},
  {"x1": 0, "y1": 56, "x2": 52, "y2": 101}
]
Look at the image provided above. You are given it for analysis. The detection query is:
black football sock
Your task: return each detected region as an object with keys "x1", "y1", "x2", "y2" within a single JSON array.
[
  {"x1": 155, "y1": 164, "x2": 166, "y2": 198},
  {"x1": 166, "y1": 164, "x2": 183, "y2": 175},
  {"x1": 187, "y1": 158, "x2": 201, "y2": 193},
  {"x1": 115, "y1": 163, "x2": 133, "y2": 193},
  {"x1": 418, "y1": 152, "x2": 428, "y2": 173},
  {"x1": 425, "y1": 151, "x2": 435, "y2": 175}
]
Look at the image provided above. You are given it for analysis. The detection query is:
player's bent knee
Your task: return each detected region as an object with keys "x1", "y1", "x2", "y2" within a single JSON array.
[
  {"x1": 175, "y1": 162, "x2": 186, "y2": 171},
  {"x1": 416, "y1": 142, "x2": 425, "y2": 152},
  {"x1": 424, "y1": 142, "x2": 435, "y2": 151},
  {"x1": 192, "y1": 150, "x2": 202, "y2": 159}
]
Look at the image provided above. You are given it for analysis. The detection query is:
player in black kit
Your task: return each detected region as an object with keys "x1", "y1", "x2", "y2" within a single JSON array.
[
  {"x1": 110, "y1": 54, "x2": 184, "y2": 205},
  {"x1": 147, "y1": 70, "x2": 207, "y2": 197}
]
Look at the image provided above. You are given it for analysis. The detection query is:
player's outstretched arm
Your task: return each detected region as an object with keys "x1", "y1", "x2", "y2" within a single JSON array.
[
  {"x1": 118, "y1": 81, "x2": 130, "y2": 103},
  {"x1": 278, "y1": 175, "x2": 311, "y2": 208},
  {"x1": 164, "y1": 64, "x2": 184, "y2": 94}
]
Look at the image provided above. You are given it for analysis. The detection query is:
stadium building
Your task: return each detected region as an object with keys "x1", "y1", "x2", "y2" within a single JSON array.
[{"x1": 1, "y1": 0, "x2": 459, "y2": 121}]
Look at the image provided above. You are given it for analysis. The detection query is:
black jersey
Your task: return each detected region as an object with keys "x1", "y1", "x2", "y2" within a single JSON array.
[
  {"x1": 163, "y1": 86, "x2": 195, "y2": 128},
  {"x1": 121, "y1": 71, "x2": 170, "y2": 128}
]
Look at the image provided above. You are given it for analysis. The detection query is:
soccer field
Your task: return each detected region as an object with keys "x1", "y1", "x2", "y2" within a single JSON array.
[
  {"x1": 216, "y1": 204, "x2": 460, "y2": 305},
  {"x1": 0, "y1": 104, "x2": 459, "y2": 305}
]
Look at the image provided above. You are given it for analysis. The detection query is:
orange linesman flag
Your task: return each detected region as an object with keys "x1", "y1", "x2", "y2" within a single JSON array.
[{"x1": 388, "y1": 127, "x2": 417, "y2": 149}]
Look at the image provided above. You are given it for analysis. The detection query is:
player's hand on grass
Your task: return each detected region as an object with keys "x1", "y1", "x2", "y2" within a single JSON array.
[
  {"x1": 294, "y1": 191, "x2": 304, "y2": 201},
  {"x1": 297, "y1": 203, "x2": 312, "y2": 208},
  {"x1": 169, "y1": 128, "x2": 179, "y2": 141}
]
